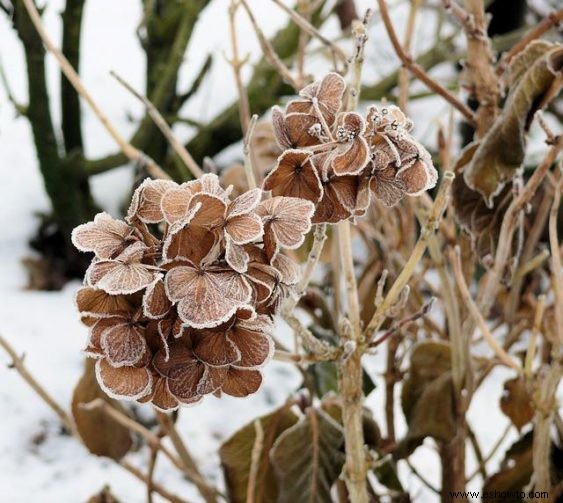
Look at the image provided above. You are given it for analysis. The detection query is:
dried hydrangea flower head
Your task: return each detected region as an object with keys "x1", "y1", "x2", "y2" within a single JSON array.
[
  {"x1": 263, "y1": 74, "x2": 438, "y2": 218},
  {"x1": 72, "y1": 175, "x2": 312, "y2": 410}
]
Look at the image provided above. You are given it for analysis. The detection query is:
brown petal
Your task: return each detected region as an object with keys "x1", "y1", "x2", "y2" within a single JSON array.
[
  {"x1": 221, "y1": 368, "x2": 262, "y2": 397},
  {"x1": 72, "y1": 212, "x2": 132, "y2": 259},
  {"x1": 398, "y1": 156, "x2": 438, "y2": 195},
  {"x1": 226, "y1": 213, "x2": 263, "y2": 245},
  {"x1": 132, "y1": 179, "x2": 177, "y2": 223},
  {"x1": 227, "y1": 188, "x2": 262, "y2": 217},
  {"x1": 197, "y1": 366, "x2": 228, "y2": 395},
  {"x1": 370, "y1": 167, "x2": 405, "y2": 207},
  {"x1": 168, "y1": 363, "x2": 205, "y2": 404},
  {"x1": 284, "y1": 113, "x2": 321, "y2": 148},
  {"x1": 75, "y1": 287, "x2": 135, "y2": 318},
  {"x1": 272, "y1": 254, "x2": 300, "y2": 285},
  {"x1": 191, "y1": 329, "x2": 241, "y2": 367},
  {"x1": 315, "y1": 72, "x2": 346, "y2": 115},
  {"x1": 143, "y1": 276, "x2": 172, "y2": 319},
  {"x1": 189, "y1": 193, "x2": 227, "y2": 229},
  {"x1": 150, "y1": 376, "x2": 179, "y2": 411},
  {"x1": 312, "y1": 178, "x2": 353, "y2": 224},
  {"x1": 228, "y1": 317, "x2": 273, "y2": 368},
  {"x1": 163, "y1": 224, "x2": 217, "y2": 264},
  {"x1": 165, "y1": 266, "x2": 253, "y2": 329},
  {"x1": 332, "y1": 136, "x2": 369, "y2": 176},
  {"x1": 225, "y1": 236, "x2": 250, "y2": 273},
  {"x1": 153, "y1": 343, "x2": 196, "y2": 378},
  {"x1": 257, "y1": 197, "x2": 315, "y2": 250},
  {"x1": 95, "y1": 359, "x2": 152, "y2": 400},
  {"x1": 263, "y1": 149, "x2": 323, "y2": 203},
  {"x1": 272, "y1": 105, "x2": 293, "y2": 149},
  {"x1": 87, "y1": 260, "x2": 156, "y2": 295},
  {"x1": 161, "y1": 186, "x2": 194, "y2": 224},
  {"x1": 100, "y1": 323, "x2": 147, "y2": 367}
]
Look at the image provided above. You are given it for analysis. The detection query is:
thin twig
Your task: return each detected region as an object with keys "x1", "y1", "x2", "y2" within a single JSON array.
[
  {"x1": 0, "y1": 335, "x2": 76, "y2": 435},
  {"x1": 525, "y1": 295, "x2": 546, "y2": 380},
  {"x1": 228, "y1": 0, "x2": 252, "y2": 134},
  {"x1": 369, "y1": 298, "x2": 435, "y2": 348},
  {"x1": 20, "y1": 0, "x2": 169, "y2": 180},
  {"x1": 110, "y1": 71, "x2": 203, "y2": 179},
  {"x1": 364, "y1": 171, "x2": 455, "y2": 341},
  {"x1": 549, "y1": 164, "x2": 563, "y2": 346},
  {"x1": 243, "y1": 114, "x2": 259, "y2": 189},
  {"x1": 478, "y1": 136, "x2": 563, "y2": 317},
  {"x1": 81, "y1": 399, "x2": 185, "y2": 471},
  {"x1": 239, "y1": 0, "x2": 299, "y2": 90},
  {"x1": 271, "y1": 0, "x2": 349, "y2": 73},
  {"x1": 156, "y1": 413, "x2": 220, "y2": 503},
  {"x1": 376, "y1": 0, "x2": 475, "y2": 125},
  {"x1": 497, "y1": 9, "x2": 563, "y2": 75},
  {"x1": 246, "y1": 419, "x2": 264, "y2": 503},
  {"x1": 449, "y1": 247, "x2": 521, "y2": 372},
  {"x1": 119, "y1": 460, "x2": 189, "y2": 503},
  {"x1": 398, "y1": 0, "x2": 422, "y2": 111}
]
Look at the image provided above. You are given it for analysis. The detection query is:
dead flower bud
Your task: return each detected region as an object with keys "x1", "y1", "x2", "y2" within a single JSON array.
[{"x1": 73, "y1": 173, "x2": 311, "y2": 409}]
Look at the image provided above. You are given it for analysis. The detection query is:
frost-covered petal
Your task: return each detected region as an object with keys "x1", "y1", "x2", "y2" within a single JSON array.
[
  {"x1": 161, "y1": 186, "x2": 194, "y2": 224},
  {"x1": 221, "y1": 368, "x2": 262, "y2": 397},
  {"x1": 272, "y1": 254, "x2": 300, "y2": 285},
  {"x1": 257, "y1": 197, "x2": 314, "y2": 251},
  {"x1": 227, "y1": 188, "x2": 262, "y2": 217},
  {"x1": 100, "y1": 323, "x2": 147, "y2": 367},
  {"x1": 332, "y1": 136, "x2": 369, "y2": 176},
  {"x1": 143, "y1": 276, "x2": 172, "y2": 319},
  {"x1": 71, "y1": 212, "x2": 132, "y2": 259},
  {"x1": 225, "y1": 213, "x2": 263, "y2": 245},
  {"x1": 191, "y1": 330, "x2": 241, "y2": 367},
  {"x1": 95, "y1": 359, "x2": 152, "y2": 401},
  {"x1": 225, "y1": 236, "x2": 250, "y2": 273},
  {"x1": 228, "y1": 317, "x2": 274, "y2": 369},
  {"x1": 130, "y1": 179, "x2": 177, "y2": 223},
  {"x1": 75, "y1": 287, "x2": 135, "y2": 319},
  {"x1": 263, "y1": 149, "x2": 323, "y2": 203},
  {"x1": 165, "y1": 266, "x2": 253, "y2": 329},
  {"x1": 87, "y1": 260, "x2": 156, "y2": 295}
]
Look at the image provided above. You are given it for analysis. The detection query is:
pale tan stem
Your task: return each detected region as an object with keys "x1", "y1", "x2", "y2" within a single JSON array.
[
  {"x1": 376, "y1": 0, "x2": 475, "y2": 125},
  {"x1": 157, "y1": 413, "x2": 220, "y2": 503},
  {"x1": 0, "y1": 335, "x2": 76, "y2": 435},
  {"x1": 246, "y1": 420, "x2": 264, "y2": 503},
  {"x1": 548, "y1": 165, "x2": 563, "y2": 346},
  {"x1": 242, "y1": 114, "x2": 259, "y2": 189},
  {"x1": 271, "y1": 0, "x2": 349, "y2": 73},
  {"x1": 110, "y1": 71, "x2": 203, "y2": 179},
  {"x1": 461, "y1": 0, "x2": 500, "y2": 135},
  {"x1": 478, "y1": 137, "x2": 563, "y2": 317},
  {"x1": 532, "y1": 362, "x2": 561, "y2": 498},
  {"x1": 398, "y1": 0, "x2": 422, "y2": 111},
  {"x1": 449, "y1": 247, "x2": 521, "y2": 372},
  {"x1": 364, "y1": 171, "x2": 455, "y2": 340},
  {"x1": 20, "y1": 0, "x2": 169, "y2": 180},
  {"x1": 239, "y1": 0, "x2": 299, "y2": 90},
  {"x1": 525, "y1": 295, "x2": 546, "y2": 380},
  {"x1": 498, "y1": 9, "x2": 563, "y2": 75},
  {"x1": 119, "y1": 460, "x2": 189, "y2": 503},
  {"x1": 228, "y1": 0, "x2": 252, "y2": 134}
]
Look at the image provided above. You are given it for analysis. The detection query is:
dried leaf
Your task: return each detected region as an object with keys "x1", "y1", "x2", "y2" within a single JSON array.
[
  {"x1": 464, "y1": 42, "x2": 563, "y2": 205},
  {"x1": 271, "y1": 408, "x2": 345, "y2": 503},
  {"x1": 71, "y1": 359, "x2": 133, "y2": 461},
  {"x1": 500, "y1": 377, "x2": 534, "y2": 430},
  {"x1": 400, "y1": 341, "x2": 455, "y2": 453},
  {"x1": 219, "y1": 404, "x2": 299, "y2": 503},
  {"x1": 483, "y1": 432, "x2": 533, "y2": 501}
]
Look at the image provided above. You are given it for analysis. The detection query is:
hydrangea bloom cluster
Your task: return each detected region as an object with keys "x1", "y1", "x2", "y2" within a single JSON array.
[
  {"x1": 264, "y1": 72, "x2": 438, "y2": 221},
  {"x1": 72, "y1": 174, "x2": 314, "y2": 410}
]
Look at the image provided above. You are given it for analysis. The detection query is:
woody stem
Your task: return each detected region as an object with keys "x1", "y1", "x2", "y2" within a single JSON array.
[{"x1": 335, "y1": 17, "x2": 369, "y2": 503}]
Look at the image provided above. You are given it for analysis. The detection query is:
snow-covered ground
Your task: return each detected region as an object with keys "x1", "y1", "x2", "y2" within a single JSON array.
[{"x1": 0, "y1": 1, "x2": 547, "y2": 501}]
